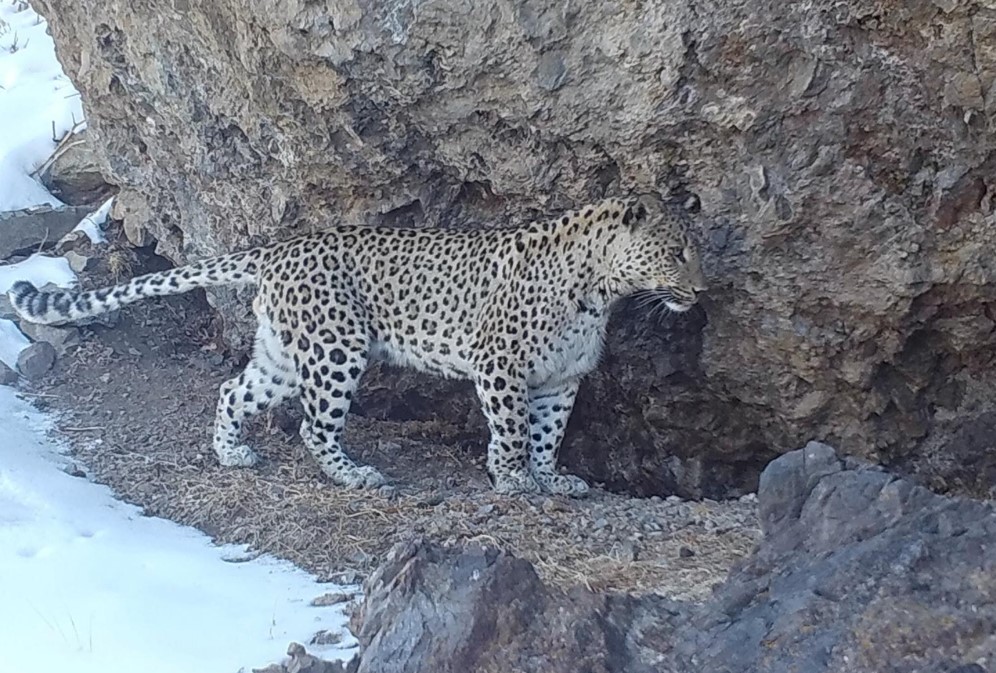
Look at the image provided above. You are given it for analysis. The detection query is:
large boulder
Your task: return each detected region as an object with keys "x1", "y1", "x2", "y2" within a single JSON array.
[
  {"x1": 337, "y1": 443, "x2": 996, "y2": 673},
  {"x1": 33, "y1": 0, "x2": 996, "y2": 497},
  {"x1": 350, "y1": 539, "x2": 682, "y2": 673}
]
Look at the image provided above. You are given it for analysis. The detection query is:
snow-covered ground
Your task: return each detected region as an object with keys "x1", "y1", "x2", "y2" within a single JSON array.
[
  {"x1": 0, "y1": 3, "x2": 359, "y2": 671},
  {"x1": 0, "y1": 387, "x2": 358, "y2": 673},
  {"x1": 0, "y1": 0, "x2": 85, "y2": 211}
]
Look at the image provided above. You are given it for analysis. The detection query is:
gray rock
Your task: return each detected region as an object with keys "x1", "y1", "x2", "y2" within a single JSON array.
[
  {"x1": 756, "y1": 440, "x2": 841, "y2": 536},
  {"x1": 664, "y1": 445, "x2": 996, "y2": 672},
  {"x1": 63, "y1": 250, "x2": 94, "y2": 273},
  {"x1": 0, "y1": 361, "x2": 18, "y2": 386},
  {"x1": 341, "y1": 445, "x2": 996, "y2": 673},
  {"x1": 534, "y1": 51, "x2": 568, "y2": 91},
  {"x1": 16, "y1": 341, "x2": 56, "y2": 379},
  {"x1": 349, "y1": 538, "x2": 683, "y2": 673},
  {"x1": 40, "y1": 131, "x2": 112, "y2": 206},
  {"x1": 33, "y1": 0, "x2": 996, "y2": 498},
  {"x1": 255, "y1": 642, "x2": 352, "y2": 673},
  {"x1": 19, "y1": 322, "x2": 79, "y2": 355},
  {"x1": 0, "y1": 295, "x2": 15, "y2": 320},
  {"x1": 0, "y1": 205, "x2": 94, "y2": 259}
]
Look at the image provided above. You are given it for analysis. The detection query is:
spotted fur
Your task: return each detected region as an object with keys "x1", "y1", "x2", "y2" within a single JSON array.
[{"x1": 8, "y1": 197, "x2": 706, "y2": 496}]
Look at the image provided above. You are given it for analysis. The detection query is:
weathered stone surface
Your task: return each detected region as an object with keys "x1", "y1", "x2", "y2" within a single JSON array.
[
  {"x1": 18, "y1": 322, "x2": 80, "y2": 356},
  {"x1": 34, "y1": 0, "x2": 996, "y2": 497},
  {"x1": 0, "y1": 295, "x2": 15, "y2": 320},
  {"x1": 0, "y1": 205, "x2": 94, "y2": 259},
  {"x1": 253, "y1": 642, "x2": 352, "y2": 673},
  {"x1": 114, "y1": 191, "x2": 155, "y2": 247},
  {"x1": 0, "y1": 361, "x2": 18, "y2": 386},
  {"x1": 16, "y1": 341, "x2": 57, "y2": 379},
  {"x1": 41, "y1": 132, "x2": 113, "y2": 205},
  {"x1": 350, "y1": 538, "x2": 682, "y2": 673},
  {"x1": 667, "y1": 446, "x2": 996, "y2": 673},
  {"x1": 342, "y1": 446, "x2": 996, "y2": 673},
  {"x1": 63, "y1": 249, "x2": 94, "y2": 273}
]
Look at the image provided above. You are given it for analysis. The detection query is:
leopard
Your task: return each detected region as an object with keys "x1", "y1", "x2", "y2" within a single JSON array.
[{"x1": 7, "y1": 196, "x2": 707, "y2": 497}]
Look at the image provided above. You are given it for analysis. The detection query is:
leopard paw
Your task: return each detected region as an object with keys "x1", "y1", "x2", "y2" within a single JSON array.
[
  {"x1": 533, "y1": 471, "x2": 590, "y2": 497},
  {"x1": 217, "y1": 444, "x2": 261, "y2": 468}
]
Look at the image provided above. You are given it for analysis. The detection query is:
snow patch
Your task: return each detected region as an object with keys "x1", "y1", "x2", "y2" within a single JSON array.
[
  {"x1": 0, "y1": 252, "x2": 76, "y2": 293},
  {"x1": 0, "y1": 1, "x2": 85, "y2": 212},
  {"x1": 0, "y1": 386, "x2": 357, "y2": 673},
  {"x1": 72, "y1": 196, "x2": 113, "y2": 244},
  {"x1": 0, "y1": 317, "x2": 29, "y2": 369}
]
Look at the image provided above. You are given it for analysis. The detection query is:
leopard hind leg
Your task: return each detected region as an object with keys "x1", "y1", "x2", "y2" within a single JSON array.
[{"x1": 212, "y1": 316, "x2": 298, "y2": 468}]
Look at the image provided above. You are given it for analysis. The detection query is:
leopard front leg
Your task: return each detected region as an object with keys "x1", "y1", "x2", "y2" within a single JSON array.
[
  {"x1": 528, "y1": 378, "x2": 589, "y2": 497},
  {"x1": 474, "y1": 366, "x2": 540, "y2": 495}
]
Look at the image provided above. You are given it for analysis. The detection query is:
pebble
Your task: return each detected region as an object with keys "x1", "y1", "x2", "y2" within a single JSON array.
[
  {"x1": 419, "y1": 493, "x2": 444, "y2": 507},
  {"x1": 62, "y1": 463, "x2": 86, "y2": 478},
  {"x1": 309, "y1": 629, "x2": 343, "y2": 646},
  {"x1": 679, "y1": 546, "x2": 696, "y2": 558},
  {"x1": 619, "y1": 540, "x2": 640, "y2": 562},
  {"x1": 542, "y1": 498, "x2": 566, "y2": 514},
  {"x1": 333, "y1": 570, "x2": 361, "y2": 585},
  {"x1": 63, "y1": 250, "x2": 94, "y2": 273},
  {"x1": 17, "y1": 341, "x2": 57, "y2": 379},
  {"x1": 310, "y1": 592, "x2": 355, "y2": 607}
]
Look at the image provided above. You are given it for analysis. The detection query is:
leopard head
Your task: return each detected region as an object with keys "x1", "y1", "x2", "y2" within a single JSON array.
[{"x1": 612, "y1": 197, "x2": 708, "y2": 312}]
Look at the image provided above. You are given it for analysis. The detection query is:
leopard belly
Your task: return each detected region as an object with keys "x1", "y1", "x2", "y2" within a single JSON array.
[
  {"x1": 368, "y1": 338, "x2": 474, "y2": 380},
  {"x1": 527, "y1": 304, "x2": 610, "y2": 388}
]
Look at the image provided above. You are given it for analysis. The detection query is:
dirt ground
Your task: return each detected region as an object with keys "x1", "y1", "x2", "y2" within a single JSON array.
[{"x1": 24, "y1": 248, "x2": 760, "y2": 601}]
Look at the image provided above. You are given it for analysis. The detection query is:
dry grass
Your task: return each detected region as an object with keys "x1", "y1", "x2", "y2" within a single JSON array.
[{"x1": 61, "y1": 412, "x2": 759, "y2": 599}]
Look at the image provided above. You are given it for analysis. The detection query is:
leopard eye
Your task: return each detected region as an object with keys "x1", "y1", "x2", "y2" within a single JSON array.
[{"x1": 673, "y1": 249, "x2": 687, "y2": 262}]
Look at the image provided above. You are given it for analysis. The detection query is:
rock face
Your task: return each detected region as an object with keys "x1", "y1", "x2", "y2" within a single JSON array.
[
  {"x1": 34, "y1": 0, "x2": 996, "y2": 497},
  {"x1": 342, "y1": 444, "x2": 996, "y2": 673}
]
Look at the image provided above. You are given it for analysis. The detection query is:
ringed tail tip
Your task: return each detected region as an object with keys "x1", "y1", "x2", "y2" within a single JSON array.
[{"x1": 7, "y1": 280, "x2": 39, "y2": 317}]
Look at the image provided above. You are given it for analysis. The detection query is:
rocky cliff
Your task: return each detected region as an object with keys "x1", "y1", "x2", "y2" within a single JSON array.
[{"x1": 34, "y1": 0, "x2": 996, "y2": 497}]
